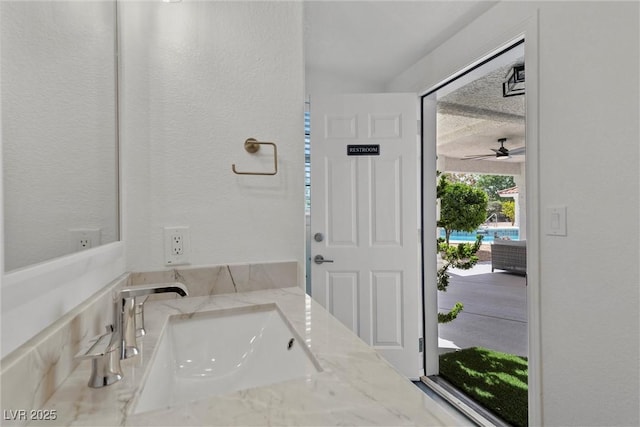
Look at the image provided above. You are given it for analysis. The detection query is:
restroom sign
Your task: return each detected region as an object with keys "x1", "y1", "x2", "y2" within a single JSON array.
[{"x1": 347, "y1": 144, "x2": 380, "y2": 156}]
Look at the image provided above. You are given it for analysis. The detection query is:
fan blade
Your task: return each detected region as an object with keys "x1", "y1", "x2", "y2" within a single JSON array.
[
  {"x1": 462, "y1": 154, "x2": 494, "y2": 160},
  {"x1": 462, "y1": 143, "x2": 525, "y2": 160}
]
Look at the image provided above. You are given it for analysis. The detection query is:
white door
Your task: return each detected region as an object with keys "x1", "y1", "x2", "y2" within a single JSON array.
[{"x1": 310, "y1": 93, "x2": 421, "y2": 379}]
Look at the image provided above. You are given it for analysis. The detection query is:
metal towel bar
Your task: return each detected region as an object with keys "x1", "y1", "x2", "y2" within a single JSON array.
[{"x1": 232, "y1": 138, "x2": 278, "y2": 176}]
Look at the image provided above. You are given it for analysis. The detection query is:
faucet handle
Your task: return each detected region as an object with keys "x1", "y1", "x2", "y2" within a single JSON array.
[
  {"x1": 75, "y1": 325, "x2": 115, "y2": 360},
  {"x1": 75, "y1": 325, "x2": 123, "y2": 388}
]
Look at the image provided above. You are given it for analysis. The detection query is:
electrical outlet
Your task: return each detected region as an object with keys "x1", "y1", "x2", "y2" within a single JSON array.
[
  {"x1": 69, "y1": 228, "x2": 101, "y2": 251},
  {"x1": 172, "y1": 234, "x2": 184, "y2": 255},
  {"x1": 164, "y1": 226, "x2": 190, "y2": 266}
]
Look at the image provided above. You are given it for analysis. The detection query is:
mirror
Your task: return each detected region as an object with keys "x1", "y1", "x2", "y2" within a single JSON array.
[{"x1": 2, "y1": 0, "x2": 119, "y2": 272}]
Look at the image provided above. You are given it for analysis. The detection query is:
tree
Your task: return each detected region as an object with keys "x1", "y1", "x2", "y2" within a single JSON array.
[
  {"x1": 437, "y1": 175, "x2": 488, "y2": 244},
  {"x1": 439, "y1": 172, "x2": 478, "y2": 186},
  {"x1": 436, "y1": 174, "x2": 488, "y2": 323},
  {"x1": 502, "y1": 200, "x2": 515, "y2": 224},
  {"x1": 437, "y1": 236, "x2": 483, "y2": 323},
  {"x1": 487, "y1": 200, "x2": 504, "y2": 221},
  {"x1": 476, "y1": 175, "x2": 515, "y2": 201}
]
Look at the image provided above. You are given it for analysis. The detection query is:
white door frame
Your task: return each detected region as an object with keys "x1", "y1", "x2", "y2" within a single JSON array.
[
  {"x1": 421, "y1": 93, "x2": 439, "y2": 376},
  {"x1": 419, "y1": 17, "x2": 541, "y2": 426}
]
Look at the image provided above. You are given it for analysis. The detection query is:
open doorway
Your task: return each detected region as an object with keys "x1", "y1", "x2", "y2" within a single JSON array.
[{"x1": 422, "y1": 41, "x2": 529, "y2": 426}]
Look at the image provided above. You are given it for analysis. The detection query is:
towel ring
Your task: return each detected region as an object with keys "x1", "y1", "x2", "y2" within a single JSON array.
[{"x1": 232, "y1": 138, "x2": 278, "y2": 176}]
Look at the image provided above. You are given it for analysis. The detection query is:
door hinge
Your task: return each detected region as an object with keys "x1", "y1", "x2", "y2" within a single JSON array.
[
  {"x1": 417, "y1": 120, "x2": 421, "y2": 135},
  {"x1": 419, "y1": 337, "x2": 424, "y2": 353}
]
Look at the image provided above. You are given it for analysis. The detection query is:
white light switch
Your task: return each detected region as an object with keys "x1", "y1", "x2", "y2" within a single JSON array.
[{"x1": 545, "y1": 206, "x2": 567, "y2": 236}]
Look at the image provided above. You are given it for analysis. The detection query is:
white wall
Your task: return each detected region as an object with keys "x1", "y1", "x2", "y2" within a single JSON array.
[
  {"x1": 390, "y1": 2, "x2": 639, "y2": 426},
  {"x1": 305, "y1": 67, "x2": 386, "y2": 95},
  {"x1": 120, "y1": 1, "x2": 305, "y2": 279}
]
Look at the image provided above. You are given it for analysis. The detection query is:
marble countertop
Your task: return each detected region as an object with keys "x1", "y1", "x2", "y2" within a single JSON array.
[{"x1": 29, "y1": 287, "x2": 461, "y2": 426}]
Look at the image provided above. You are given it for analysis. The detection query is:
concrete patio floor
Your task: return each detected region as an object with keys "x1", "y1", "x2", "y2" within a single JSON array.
[{"x1": 438, "y1": 261, "x2": 527, "y2": 357}]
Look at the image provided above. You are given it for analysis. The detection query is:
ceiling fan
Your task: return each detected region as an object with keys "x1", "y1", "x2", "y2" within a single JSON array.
[{"x1": 462, "y1": 138, "x2": 525, "y2": 160}]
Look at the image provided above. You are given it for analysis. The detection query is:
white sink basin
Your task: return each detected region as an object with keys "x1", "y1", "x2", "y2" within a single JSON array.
[{"x1": 133, "y1": 303, "x2": 321, "y2": 414}]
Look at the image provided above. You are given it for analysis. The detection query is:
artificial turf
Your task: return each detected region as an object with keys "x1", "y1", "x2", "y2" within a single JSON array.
[{"x1": 439, "y1": 347, "x2": 528, "y2": 427}]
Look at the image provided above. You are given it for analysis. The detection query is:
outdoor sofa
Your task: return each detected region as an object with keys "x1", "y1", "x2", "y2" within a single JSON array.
[{"x1": 491, "y1": 239, "x2": 526, "y2": 274}]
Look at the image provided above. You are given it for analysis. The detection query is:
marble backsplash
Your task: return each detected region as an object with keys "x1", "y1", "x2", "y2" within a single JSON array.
[
  {"x1": 0, "y1": 260, "x2": 298, "y2": 426},
  {"x1": 128, "y1": 260, "x2": 298, "y2": 298}
]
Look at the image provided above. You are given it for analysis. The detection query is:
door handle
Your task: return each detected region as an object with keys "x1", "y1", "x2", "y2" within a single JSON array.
[{"x1": 313, "y1": 255, "x2": 334, "y2": 265}]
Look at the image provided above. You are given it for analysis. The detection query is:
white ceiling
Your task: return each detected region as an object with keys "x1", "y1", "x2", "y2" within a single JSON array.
[
  {"x1": 304, "y1": 1, "x2": 526, "y2": 167},
  {"x1": 303, "y1": 1, "x2": 498, "y2": 88}
]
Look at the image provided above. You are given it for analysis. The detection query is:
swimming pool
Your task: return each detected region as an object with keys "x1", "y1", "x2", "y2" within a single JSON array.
[{"x1": 439, "y1": 227, "x2": 520, "y2": 243}]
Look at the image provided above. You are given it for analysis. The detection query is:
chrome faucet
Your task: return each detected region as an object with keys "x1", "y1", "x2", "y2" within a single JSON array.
[
  {"x1": 119, "y1": 283, "x2": 189, "y2": 359},
  {"x1": 76, "y1": 282, "x2": 188, "y2": 388}
]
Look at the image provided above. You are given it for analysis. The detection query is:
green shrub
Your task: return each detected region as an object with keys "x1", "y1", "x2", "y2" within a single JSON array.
[{"x1": 436, "y1": 174, "x2": 487, "y2": 322}]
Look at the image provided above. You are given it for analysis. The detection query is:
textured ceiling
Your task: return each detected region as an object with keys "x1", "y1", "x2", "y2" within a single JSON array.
[{"x1": 437, "y1": 60, "x2": 526, "y2": 163}]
